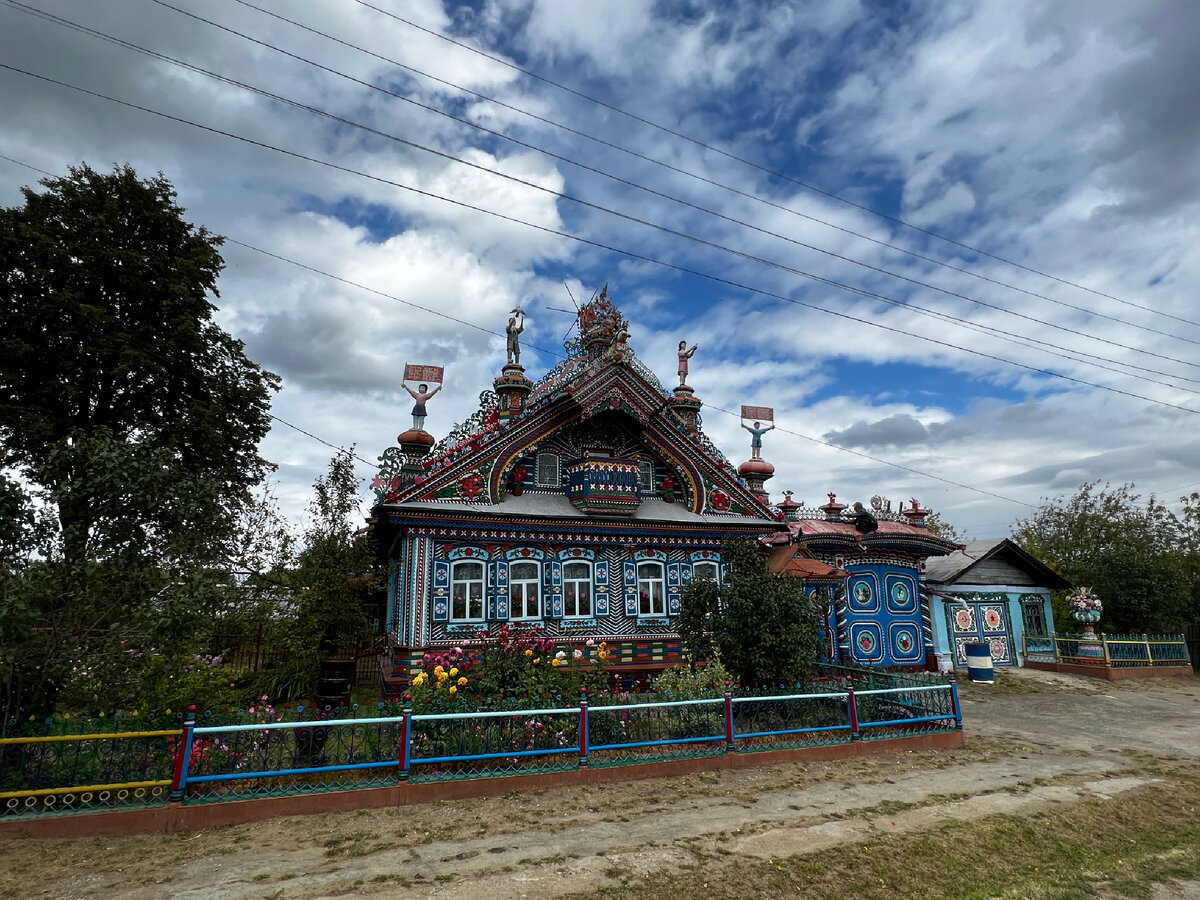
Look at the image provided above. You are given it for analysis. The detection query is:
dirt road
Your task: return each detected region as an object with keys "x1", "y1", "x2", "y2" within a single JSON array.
[{"x1": 4, "y1": 668, "x2": 1199, "y2": 899}]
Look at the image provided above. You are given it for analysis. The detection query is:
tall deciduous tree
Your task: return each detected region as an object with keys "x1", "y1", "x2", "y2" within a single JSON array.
[
  {"x1": 0, "y1": 164, "x2": 280, "y2": 723},
  {"x1": 0, "y1": 163, "x2": 279, "y2": 563},
  {"x1": 1012, "y1": 481, "x2": 1193, "y2": 633},
  {"x1": 677, "y1": 540, "x2": 819, "y2": 686}
]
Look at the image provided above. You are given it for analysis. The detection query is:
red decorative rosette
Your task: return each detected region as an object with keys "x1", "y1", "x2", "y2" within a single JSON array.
[
  {"x1": 461, "y1": 473, "x2": 483, "y2": 499},
  {"x1": 710, "y1": 490, "x2": 729, "y2": 512}
]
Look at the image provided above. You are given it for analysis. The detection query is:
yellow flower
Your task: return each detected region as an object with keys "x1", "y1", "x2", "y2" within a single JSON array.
[
  {"x1": 524, "y1": 649, "x2": 533, "y2": 657},
  {"x1": 449, "y1": 667, "x2": 458, "y2": 677},
  {"x1": 449, "y1": 686, "x2": 457, "y2": 695},
  {"x1": 434, "y1": 665, "x2": 445, "y2": 675},
  {"x1": 457, "y1": 676, "x2": 467, "y2": 686},
  {"x1": 533, "y1": 657, "x2": 540, "y2": 665},
  {"x1": 551, "y1": 659, "x2": 560, "y2": 667}
]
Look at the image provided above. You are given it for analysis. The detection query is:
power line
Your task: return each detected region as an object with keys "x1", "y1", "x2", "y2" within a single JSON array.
[
  {"x1": 7, "y1": 4, "x2": 1200, "y2": 403},
  {"x1": 219, "y1": 0, "x2": 1200, "y2": 341},
  {"x1": 0, "y1": 150, "x2": 1118, "y2": 509},
  {"x1": 704, "y1": 403, "x2": 1035, "y2": 508},
  {"x1": 128, "y1": 0, "x2": 1200, "y2": 372},
  {"x1": 3, "y1": 60, "x2": 1198, "y2": 420},
  {"x1": 353, "y1": 0, "x2": 1199, "y2": 329}
]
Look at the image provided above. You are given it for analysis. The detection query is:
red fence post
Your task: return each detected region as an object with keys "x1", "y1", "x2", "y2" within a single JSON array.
[
  {"x1": 846, "y1": 679, "x2": 860, "y2": 741},
  {"x1": 169, "y1": 706, "x2": 196, "y2": 804}
]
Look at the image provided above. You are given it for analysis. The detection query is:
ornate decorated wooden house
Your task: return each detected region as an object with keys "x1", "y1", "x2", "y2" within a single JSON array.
[
  {"x1": 370, "y1": 291, "x2": 783, "y2": 677},
  {"x1": 763, "y1": 495, "x2": 961, "y2": 668},
  {"x1": 370, "y1": 289, "x2": 962, "y2": 679}
]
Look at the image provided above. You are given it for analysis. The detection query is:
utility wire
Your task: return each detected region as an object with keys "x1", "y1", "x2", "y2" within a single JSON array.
[
  {"x1": 0, "y1": 149, "x2": 1096, "y2": 509},
  {"x1": 129, "y1": 0, "x2": 1200, "y2": 368},
  {"x1": 6, "y1": 4, "x2": 1200, "y2": 399},
  {"x1": 224, "y1": 0, "x2": 1200, "y2": 338},
  {"x1": 3, "y1": 60, "x2": 1198, "y2": 421},
  {"x1": 357, "y1": 0, "x2": 1198, "y2": 329}
]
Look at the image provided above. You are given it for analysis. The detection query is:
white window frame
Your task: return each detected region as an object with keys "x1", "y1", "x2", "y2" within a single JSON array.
[
  {"x1": 691, "y1": 560, "x2": 720, "y2": 585},
  {"x1": 637, "y1": 561, "x2": 666, "y2": 616},
  {"x1": 536, "y1": 452, "x2": 561, "y2": 487},
  {"x1": 639, "y1": 459, "x2": 654, "y2": 492},
  {"x1": 450, "y1": 560, "x2": 486, "y2": 621},
  {"x1": 510, "y1": 560, "x2": 540, "y2": 620},
  {"x1": 562, "y1": 560, "x2": 592, "y2": 618}
]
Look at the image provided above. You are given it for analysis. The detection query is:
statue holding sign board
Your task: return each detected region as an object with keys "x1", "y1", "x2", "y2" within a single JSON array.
[
  {"x1": 741, "y1": 421, "x2": 774, "y2": 459},
  {"x1": 402, "y1": 363, "x2": 444, "y2": 432}
]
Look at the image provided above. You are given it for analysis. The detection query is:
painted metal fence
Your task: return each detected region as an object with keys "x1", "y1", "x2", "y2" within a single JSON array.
[
  {"x1": 1, "y1": 674, "x2": 961, "y2": 819},
  {"x1": 1023, "y1": 632, "x2": 1192, "y2": 668}
]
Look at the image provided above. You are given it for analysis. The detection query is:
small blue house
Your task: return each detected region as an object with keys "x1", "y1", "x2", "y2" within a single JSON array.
[{"x1": 921, "y1": 538, "x2": 1071, "y2": 669}]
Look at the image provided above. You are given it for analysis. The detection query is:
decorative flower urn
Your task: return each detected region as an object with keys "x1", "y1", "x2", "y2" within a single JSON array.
[
  {"x1": 1067, "y1": 586, "x2": 1104, "y2": 662},
  {"x1": 1067, "y1": 586, "x2": 1103, "y2": 636}
]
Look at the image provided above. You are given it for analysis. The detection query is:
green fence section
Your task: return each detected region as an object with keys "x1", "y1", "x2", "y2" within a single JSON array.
[{"x1": 1023, "y1": 632, "x2": 1192, "y2": 668}]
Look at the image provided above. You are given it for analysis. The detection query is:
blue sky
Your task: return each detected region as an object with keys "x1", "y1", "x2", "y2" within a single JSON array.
[{"x1": 3, "y1": 0, "x2": 1199, "y2": 539}]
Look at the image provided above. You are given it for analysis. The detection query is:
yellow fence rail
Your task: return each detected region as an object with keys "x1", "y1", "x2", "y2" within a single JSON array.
[{"x1": 1023, "y1": 632, "x2": 1193, "y2": 669}]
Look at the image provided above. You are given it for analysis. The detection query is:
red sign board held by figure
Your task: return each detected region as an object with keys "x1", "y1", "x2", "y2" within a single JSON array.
[
  {"x1": 740, "y1": 405, "x2": 773, "y2": 422},
  {"x1": 404, "y1": 363, "x2": 444, "y2": 385}
]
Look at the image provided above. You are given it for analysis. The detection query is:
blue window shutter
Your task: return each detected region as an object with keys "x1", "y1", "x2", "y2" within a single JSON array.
[
  {"x1": 432, "y1": 560, "x2": 450, "y2": 622},
  {"x1": 545, "y1": 560, "x2": 563, "y2": 618},
  {"x1": 623, "y1": 560, "x2": 637, "y2": 616},
  {"x1": 667, "y1": 562, "x2": 683, "y2": 615},
  {"x1": 491, "y1": 560, "x2": 509, "y2": 620},
  {"x1": 595, "y1": 558, "x2": 609, "y2": 617}
]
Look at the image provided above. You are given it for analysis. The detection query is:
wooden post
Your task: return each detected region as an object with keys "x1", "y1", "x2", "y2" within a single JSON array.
[{"x1": 1102, "y1": 633, "x2": 1112, "y2": 666}]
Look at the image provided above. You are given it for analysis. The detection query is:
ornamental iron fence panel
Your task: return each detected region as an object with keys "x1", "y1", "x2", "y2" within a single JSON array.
[
  {"x1": 1024, "y1": 632, "x2": 1191, "y2": 669},
  {"x1": 1, "y1": 671, "x2": 961, "y2": 818}
]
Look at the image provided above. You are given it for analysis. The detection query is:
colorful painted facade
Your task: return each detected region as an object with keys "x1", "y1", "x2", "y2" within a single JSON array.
[
  {"x1": 922, "y1": 538, "x2": 1070, "y2": 669},
  {"x1": 369, "y1": 290, "x2": 962, "y2": 678},
  {"x1": 764, "y1": 496, "x2": 961, "y2": 668}
]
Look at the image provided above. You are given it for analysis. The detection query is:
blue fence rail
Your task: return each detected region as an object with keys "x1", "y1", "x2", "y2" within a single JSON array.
[{"x1": 2, "y1": 674, "x2": 961, "y2": 818}]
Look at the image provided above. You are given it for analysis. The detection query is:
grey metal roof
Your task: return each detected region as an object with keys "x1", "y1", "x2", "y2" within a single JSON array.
[{"x1": 922, "y1": 538, "x2": 1071, "y2": 589}]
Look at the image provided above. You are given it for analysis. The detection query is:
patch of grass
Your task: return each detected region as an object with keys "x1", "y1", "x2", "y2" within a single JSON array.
[{"x1": 568, "y1": 764, "x2": 1200, "y2": 899}]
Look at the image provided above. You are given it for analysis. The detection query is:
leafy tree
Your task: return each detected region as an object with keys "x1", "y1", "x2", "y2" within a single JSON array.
[
  {"x1": 258, "y1": 450, "x2": 376, "y2": 700},
  {"x1": 677, "y1": 540, "x2": 820, "y2": 686},
  {"x1": 1012, "y1": 481, "x2": 1194, "y2": 633},
  {"x1": 0, "y1": 163, "x2": 279, "y2": 565},
  {"x1": 0, "y1": 164, "x2": 280, "y2": 723},
  {"x1": 925, "y1": 511, "x2": 966, "y2": 543}
]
